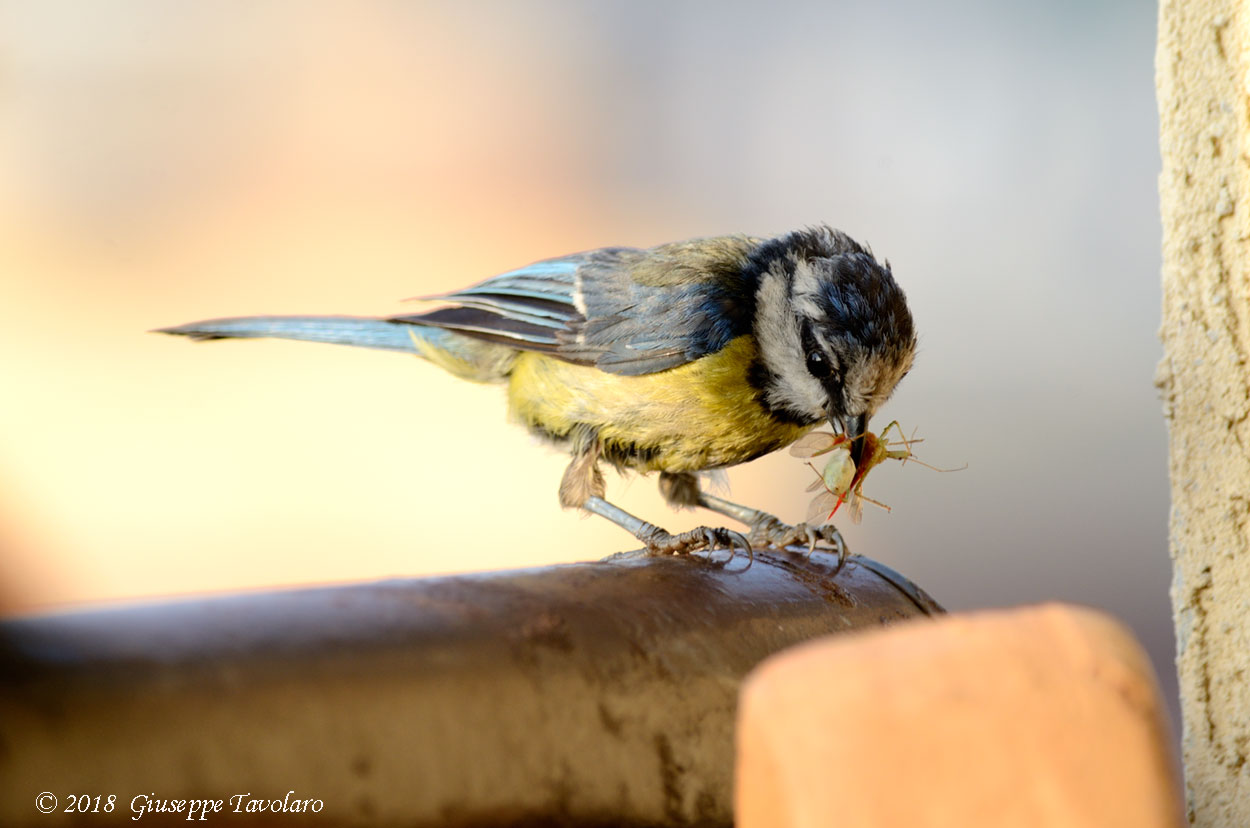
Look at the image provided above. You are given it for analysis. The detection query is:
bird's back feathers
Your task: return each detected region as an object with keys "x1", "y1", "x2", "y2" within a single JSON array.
[{"x1": 398, "y1": 235, "x2": 762, "y2": 376}]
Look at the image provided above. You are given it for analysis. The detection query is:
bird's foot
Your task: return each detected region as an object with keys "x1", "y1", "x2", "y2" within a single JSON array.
[
  {"x1": 642, "y1": 525, "x2": 752, "y2": 560},
  {"x1": 748, "y1": 516, "x2": 849, "y2": 567}
]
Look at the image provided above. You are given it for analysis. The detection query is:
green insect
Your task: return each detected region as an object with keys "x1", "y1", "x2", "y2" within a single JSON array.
[{"x1": 789, "y1": 421, "x2": 962, "y2": 525}]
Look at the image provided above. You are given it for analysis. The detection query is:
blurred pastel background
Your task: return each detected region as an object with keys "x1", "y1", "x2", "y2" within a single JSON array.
[{"x1": 0, "y1": 2, "x2": 1168, "y2": 719}]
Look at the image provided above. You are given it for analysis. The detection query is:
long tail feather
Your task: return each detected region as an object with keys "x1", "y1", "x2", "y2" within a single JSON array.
[{"x1": 154, "y1": 315, "x2": 417, "y2": 353}]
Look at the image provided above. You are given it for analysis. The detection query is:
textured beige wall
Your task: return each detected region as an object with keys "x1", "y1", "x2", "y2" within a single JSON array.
[{"x1": 1157, "y1": 1, "x2": 1250, "y2": 823}]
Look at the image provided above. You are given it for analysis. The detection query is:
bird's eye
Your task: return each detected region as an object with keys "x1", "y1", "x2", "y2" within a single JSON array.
[{"x1": 805, "y1": 350, "x2": 832, "y2": 379}]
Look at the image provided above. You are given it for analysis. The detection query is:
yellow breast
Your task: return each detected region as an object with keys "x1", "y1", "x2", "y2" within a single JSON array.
[{"x1": 506, "y1": 336, "x2": 813, "y2": 473}]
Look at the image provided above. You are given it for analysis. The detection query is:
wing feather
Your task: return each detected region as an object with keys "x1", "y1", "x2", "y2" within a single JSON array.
[{"x1": 406, "y1": 306, "x2": 562, "y2": 349}]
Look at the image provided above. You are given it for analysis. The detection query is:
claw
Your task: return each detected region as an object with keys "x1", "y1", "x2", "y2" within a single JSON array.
[
  {"x1": 643, "y1": 525, "x2": 753, "y2": 561},
  {"x1": 804, "y1": 525, "x2": 819, "y2": 556},
  {"x1": 719, "y1": 528, "x2": 753, "y2": 565},
  {"x1": 747, "y1": 516, "x2": 849, "y2": 567},
  {"x1": 828, "y1": 530, "x2": 849, "y2": 573}
]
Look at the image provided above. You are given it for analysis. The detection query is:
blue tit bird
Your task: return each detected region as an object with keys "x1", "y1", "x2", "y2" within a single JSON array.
[{"x1": 158, "y1": 225, "x2": 917, "y2": 557}]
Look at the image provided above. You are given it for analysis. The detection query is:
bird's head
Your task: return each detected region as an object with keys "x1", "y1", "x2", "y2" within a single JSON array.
[{"x1": 750, "y1": 227, "x2": 916, "y2": 467}]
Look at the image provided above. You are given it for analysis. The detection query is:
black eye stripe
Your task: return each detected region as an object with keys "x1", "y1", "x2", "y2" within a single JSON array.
[
  {"x1": 800, "y1": 321, "x2": 836, "y2": 381},
  {"x1": 799, "y1": 321, "x2": 822, "y2": 360}
]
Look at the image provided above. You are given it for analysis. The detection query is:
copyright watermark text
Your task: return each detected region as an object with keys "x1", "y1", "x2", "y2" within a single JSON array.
[{"x1": 35, "y1": 791, "x2": 324, "y2": 820}]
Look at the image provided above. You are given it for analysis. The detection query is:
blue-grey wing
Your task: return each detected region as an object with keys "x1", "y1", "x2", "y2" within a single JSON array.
[
  {"x1": 395, "y1": 237, "x2": 759, "y2": 376},
  {"x1": 393, "y1": 253, "x2": 591, "y2": 351}
]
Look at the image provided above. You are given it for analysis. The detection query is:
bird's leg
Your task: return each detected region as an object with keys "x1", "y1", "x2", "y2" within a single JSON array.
[
  {"x1": 581, "y1": 496, "x2": 749, "y2": 557},
  {"x1": 659, "y1": 472, "x2": 848, "y2": 562},
  {"x1": 560, "y1": 438, "x2": 748, "y2": 557}
]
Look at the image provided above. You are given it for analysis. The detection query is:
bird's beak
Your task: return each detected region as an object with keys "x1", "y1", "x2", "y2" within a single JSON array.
[{"x1": 841, "y1": 413, "x2": 869, "y2": 470}]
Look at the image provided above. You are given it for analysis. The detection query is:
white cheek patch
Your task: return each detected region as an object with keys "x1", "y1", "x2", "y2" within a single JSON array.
[
  {"x1": 790, "y1": 259, "x2": 828, "y2": 323},
  {"x1": 754, "y1": 268, "x2": 828, "y2": 418},
  {"x1": 771, "y1": 353, "x2": 827, "y2": 416},
  {"x1": 754, "y1": 271, "x2": 798, "y2": 360}
]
